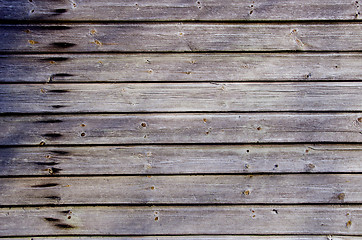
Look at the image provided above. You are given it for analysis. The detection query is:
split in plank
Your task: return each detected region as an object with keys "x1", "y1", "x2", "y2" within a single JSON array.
[
  {"x1": 0, "y1": 205, "x2": 360, "y2": 235},
  {"x1": 1, "y1": 113, "x2": 361, "y2": 145},
  {"x1": 1, "y1": 23, "x2": 362, "y2": 52},
  {"x1": 1, "y1": 144, "x2": 361, "y2": 176},
  {"x1": 0, "y1": 0, "x2": 360, "y2": 21},
  {"x1": 1, "y1": 83, "x2": 362, "y2": 113},
  {"x1": 0, "y1": 174, "x2": 361, "y2": 205},
  {"x1": 1, "y1": 53, "x2": 362, "y2": 83}
]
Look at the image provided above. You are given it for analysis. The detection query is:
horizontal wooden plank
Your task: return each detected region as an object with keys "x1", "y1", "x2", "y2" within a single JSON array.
[
  {"x1": 0, "y1": 0, "x2": 360, "y2": 21},
  {"x1": 1, "y1": 53, "x2": 362, "y2": 83},
  {"x1": 1, "y1": 113, "x2": 361, "y2": 145},
  {"x1": 0, "y1": 174, "x2": 361, "y2": 205},
  {"x1": 1, "y1": 82, "x2": 362, "y2": 113},
  {"x1": 1, "y1": 23, "x2": 362, "y2": 52},
  {"x1": 0, "y1": 206, "x2": 361, "y2": 235},
  {"x1": 1, "y1": 145, "x2": 361, "y2": 176},
  {"x1": 4, "y1": 237, "x2": 362, "y2": 240}
]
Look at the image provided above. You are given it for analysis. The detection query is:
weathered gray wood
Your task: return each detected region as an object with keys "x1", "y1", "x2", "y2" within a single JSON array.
[
  {"x1": 0, "y1": 206, "x2": 361, "y2": 235},
  {"x1": 0, "y1": 0, "x2": 360, "y2": 21},
  {"x1": 1, "y1": 23, "x2": 362, "y2": 52},
  {"x1": 4, "y1": 237, "x2": 362, "y2": 240},
  {"x1": 1, "y1": 145, "x2": 361, "y2": 176},
  {"x1": 1, "y1": 113, "x2": 361, "y2": 145},
  {"x1": 0, "y1": 174, "x2": 361, "y2": 205},
  {"x1": 2, "y1": 83, "x2": 362, "y2": 113},
  {"x1": 1, "y1": 53, "x2": 362, "y2": 83}
]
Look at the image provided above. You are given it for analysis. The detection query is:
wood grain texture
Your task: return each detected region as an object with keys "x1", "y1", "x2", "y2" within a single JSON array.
[
  {"x1": 0, "y1": 0, "x2": 360, "y2": 21},
  {"x1": 1, "y1": 53, "x2": 362, "y2": 83},
  {"x1": 0, "y1": 206, "x2": 361, "y2": 236},
  {"x1": 4, "y1": 237, "x2": 362, "y2": 240},
  {"x1": 0, "y1": 174, "x2": 360, "y2": 205},
  {"x1": 1, "y1": 145, "x2": 361, "y2": 176},
  {"x1": 1, "y1": 83, "x2": 362, "y2": 113},
  {"x1": 1, "y1": 23, "x2": 362, "y2": 52},
  {"x1": 1, "y1": 113, "x2": 361, "y2": 145}
]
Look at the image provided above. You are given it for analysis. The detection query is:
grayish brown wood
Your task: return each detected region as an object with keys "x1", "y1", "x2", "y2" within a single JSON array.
[
  {"x1": 0, "y1": 174, "x2": 360, "y2": 205},
  {"x1": 1, "y1": 53, "x2": 361, "y2": 83},
  {"x1": 0, "y1": 206, "x2": 361, "y2": 235},
  {"x1": 1, "y1": 23, "x2": 362, "y2": 52},
  {"x1": 1, "y1": 113, "x2": 361, "y2": 145},
  {"x1": 0, "y1": 0, "x2": 360, "y2": 21},
  {"x1": 4, "y1": 237, "x2": 362, "y2": 240},
  {"x1": 1, "y1": 83, "x2": 362, "y2": 113},
  {"x1": 1, "y1": 145, "x2": 361, "y2": 176}
]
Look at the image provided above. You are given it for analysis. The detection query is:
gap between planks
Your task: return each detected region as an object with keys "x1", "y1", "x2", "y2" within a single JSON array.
[{"x1": 0, "y1": 236, "x2": 361, "y2": 240}]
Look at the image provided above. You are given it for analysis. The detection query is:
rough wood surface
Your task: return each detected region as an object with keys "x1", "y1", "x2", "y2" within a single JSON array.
[
  {"x1": 1, "y1": 83, "x2": 362, "y2": 113},
  {"x1": 1, "y1": 113, "x2": 361, "y2": 145},
  {"x1": 0, "y1": 0, "x2": 360, "y2": 21},
  {"x1": 1, "y1": 53, "x2": 362, "y2": 83},
  {"x1": 4, "y1": 237, "x2": 362, "y2": 240},
  {"x1": 0, "y1": 206, "x2": 361, "y2": 236},
  {"x1": 1, "y1": 145, "x2": 361, "y2": 176},
  {"x1": 1, "y1": 23, "x2": 362, "y2": 52},
  {"x1": 0, "y1": 174, "x2": 360, "y2": 205}
]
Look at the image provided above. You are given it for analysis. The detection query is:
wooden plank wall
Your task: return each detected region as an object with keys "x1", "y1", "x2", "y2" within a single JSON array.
[{"x1": 0, "y1": 0, "x2": 362, "y2": 239}]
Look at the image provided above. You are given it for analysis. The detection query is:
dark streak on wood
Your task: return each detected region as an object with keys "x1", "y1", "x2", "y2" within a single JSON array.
[
  {"x1": 50, "y1": 150, "x2": 70, "y2": 155},
  {"x1": 51, "y1": 42, "x2": 76, "y2": 48},
  {"x1": 55, "y1": 223, "x2": 75, "y2": 229},
  {"x1": 43, "y1": 133, "x2": 63, "y2": 138},
  {"x1": 35, "y1": 120, "x2": 63, "y2": 124},
  {"x1": 51, "y1": 105, "x2": 67, "y2": 109},
  {"x1": 45, "y1": 196, "x2": 61, "y2": 200},
  {"x1": 40, "y1": 57, "x2": 69, "y2": 62},
  {"x1": 49, "y1": 167, "x2": 62, "y2": 174},
  {"x1": 33, "y1": 162, "x2": 59, "y2": 166},
  {"x1": 53, "y1": 9, "x2": 68, "y2": 15},
  {"x1": 44, "y1": 217, "x2": 60, "y2": 222},
  {"x1": 51, "y1": 73, "x2": 74, "y2": 78},
  {"x1": 48, "y1": 89, "x2": 70, "y2": 93},
  {"x1": 31, "y1": 183, "x2": 59, "y2": 188}
]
